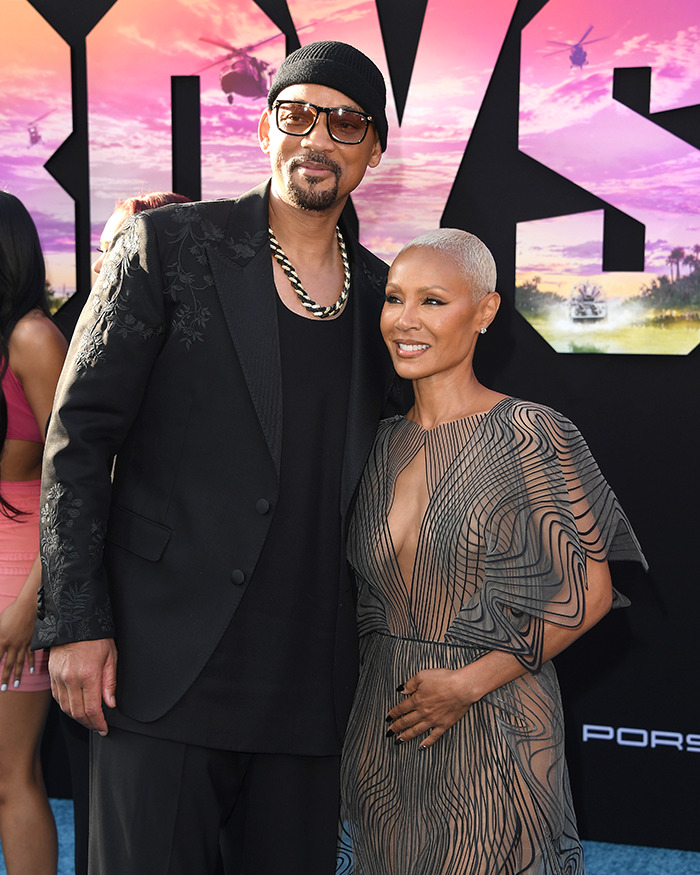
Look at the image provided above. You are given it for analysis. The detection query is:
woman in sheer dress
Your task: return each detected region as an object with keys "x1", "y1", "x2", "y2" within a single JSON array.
[{"x1": 338, "y1": 229, "x2": 646, "y2": 875}]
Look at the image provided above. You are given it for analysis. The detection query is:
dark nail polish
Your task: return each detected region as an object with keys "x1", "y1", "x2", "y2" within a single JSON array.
[
  {"x1": 386, "y1": 729, "x2": 394, "y2": 737},
  {"x1": 385, "y1": 715, "x2": 393, "y2": 722},
  {"x1": 396, "y1": 684, "x2": 405, "y2": 693},
  {"x1": 418, "y1": 744, "x2": 426, "y2": 752},
  {"x1": 394, "y1": 737, "x2": 405, "y2": 745}
]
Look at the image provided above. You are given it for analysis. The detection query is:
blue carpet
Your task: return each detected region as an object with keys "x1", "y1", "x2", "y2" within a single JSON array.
[
  {"x1": 51, "y1": 798, "x2": 75, "y2": 875},
  {"x1": 0, "y1": 800, "x2": 698, "y2": 873},
  {"x1": 581, "y1": 840, "x2": 700, "y2": 874}
]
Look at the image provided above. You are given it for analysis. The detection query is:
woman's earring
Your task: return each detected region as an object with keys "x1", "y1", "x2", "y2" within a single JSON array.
[{"x1": 479, "y1": 326, "x2": 487, "y2": 335}]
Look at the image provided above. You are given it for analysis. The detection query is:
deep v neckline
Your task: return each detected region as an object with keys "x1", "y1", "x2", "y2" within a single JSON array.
[
  {"x1": 385, "y1": 438, "x2": 429, "y2": 594},
  {"x1": 384, "y1": 408, "x2": 500, "y2": 593}
]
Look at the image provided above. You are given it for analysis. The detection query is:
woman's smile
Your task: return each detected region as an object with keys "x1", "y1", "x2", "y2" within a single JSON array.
[{"x1": 395, "y1": 341, "x2": 431, "y2": 357}]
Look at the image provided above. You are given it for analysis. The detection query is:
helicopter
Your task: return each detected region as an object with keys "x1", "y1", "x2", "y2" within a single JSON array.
[
  {"x1": 196, "y1": 33, "x2": 284, "y2": 104},
  {"x1": 27, "y1": 109, "x2": 54, "y2": 146},
  {"x1": 546, "y1": 26, "x2": 607, "y2": 69}
]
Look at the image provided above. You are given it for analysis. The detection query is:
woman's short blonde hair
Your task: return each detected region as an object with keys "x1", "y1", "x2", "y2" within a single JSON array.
[{"x1": 397, "y1": 229, "x2": 497, "y2": 302}]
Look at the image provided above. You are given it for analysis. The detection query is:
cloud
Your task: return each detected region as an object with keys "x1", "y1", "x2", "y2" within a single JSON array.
[
  {"x1": 290, "y1": 0, "x2": 376, "y2": 28},
  {"x1": 522, "y1": 21, "x2": 700, "y2": 133},
  {"x1": 613, "y1": 34, "x2": 649, "y2": 57},
  {"x1": 615, "y1": 25, "x2": 700, "y2": 110},
  {"x1": 557, "y1": 239, "x2": 603, "y2": 259},
  {"x1": 114, "y1": 23, "x2": 160, "y2": 52},
  {"x1": 519, "y1": 73, "x2": 615, "y2": 137},
  {"x1": 552, "y1": 71, "x2": 609, "y2": 99},
  {"x1": 658, "y1": 62, "x2": 685, "y2": 81},
  {"x1": 32, "y1": 209, "x2": 76, "y2": 253}
]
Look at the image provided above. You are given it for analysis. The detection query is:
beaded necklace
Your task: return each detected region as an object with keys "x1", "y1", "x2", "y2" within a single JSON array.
[{"x1": 268, "y1": 226, "x2": 350, "y2": 319}]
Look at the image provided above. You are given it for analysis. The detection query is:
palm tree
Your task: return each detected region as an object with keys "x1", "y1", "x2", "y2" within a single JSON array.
[
  {"x1": 686, "y1": 244, "x2": 700, "y2": 275},
  {"x1": 683, "y1": 251, "x2": 697, "y2": 275},
  {"x1": 667, "y1": 247, "x2": 685, "y2": 281}
]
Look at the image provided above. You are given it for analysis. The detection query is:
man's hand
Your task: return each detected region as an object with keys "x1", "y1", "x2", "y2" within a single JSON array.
[{"x1": 49, "y1": 639, "x2": 118, "y2": 736}]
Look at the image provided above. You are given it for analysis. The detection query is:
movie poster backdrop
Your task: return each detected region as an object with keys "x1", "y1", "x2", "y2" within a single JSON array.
[{"x1": 0, "y1": 0, "x2": 698, "y2": 852}]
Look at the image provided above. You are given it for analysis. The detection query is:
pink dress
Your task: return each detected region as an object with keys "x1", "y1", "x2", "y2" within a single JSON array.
[{"x1": 0, "y1": 365, "x2": 49, "y2": 691}]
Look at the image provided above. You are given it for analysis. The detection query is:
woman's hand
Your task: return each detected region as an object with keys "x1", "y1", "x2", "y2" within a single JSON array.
[
  {"x1": 385, "y1": 558, "x2": 614, "y2": 751},
  {"x1": 385, "y1": 667, "x2": 480, "y2": 750},
  {"x1": 0, "y1": 594, "x2": 37, "y2": 690}
]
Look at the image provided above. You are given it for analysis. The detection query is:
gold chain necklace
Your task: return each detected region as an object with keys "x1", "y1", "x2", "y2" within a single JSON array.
[{"x1": 268, "y1": 226, "x2": 350, "y2": 319}]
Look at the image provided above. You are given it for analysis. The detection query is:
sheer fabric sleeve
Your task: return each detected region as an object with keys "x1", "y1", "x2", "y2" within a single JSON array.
[{"x1": 445, "y1": 401, "x2": 647, "y2": 671}]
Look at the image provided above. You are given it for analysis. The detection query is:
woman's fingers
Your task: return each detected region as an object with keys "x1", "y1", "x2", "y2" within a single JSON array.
[
  {"x1": 12, "y1": 647, "x2": 27, "y2": 687},
  {"x1": 386, "y1": 710, "x2": 448, "y2": 747},
  {"x1": 418, "y1": 725, "x2": 447, "y2": 750},
  {"x1": 387, "y1": 717, "x2": 432, "y2": 743},
  {"x1": 0, "y1": 645, "x2": 14, "y2": 689},
  {"x1": 384, "y1": 668, "x2": 475, "y2": 748},
  {"x1": 0, "y1": 645, "x2": 26, "y2": 689}
]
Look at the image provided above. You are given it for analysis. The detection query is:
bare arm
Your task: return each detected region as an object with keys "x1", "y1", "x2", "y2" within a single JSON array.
[
  {"x1": 0, "y1": 313, "x2": 67, "y2": 688},
  {"x1": 9, "y1": 310, "x2": 68, "y2": 445},
  {"x1": 0, "y1": 556, "x2": 42, "y2": 688},
  {"x1": 387, "y1": 556, "x2": 613, "y2": 748}
]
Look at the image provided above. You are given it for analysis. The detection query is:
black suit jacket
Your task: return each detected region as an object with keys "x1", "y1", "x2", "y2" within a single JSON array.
[{"x1": 35, "y1": 181, "x2": 398, "y2": 724}]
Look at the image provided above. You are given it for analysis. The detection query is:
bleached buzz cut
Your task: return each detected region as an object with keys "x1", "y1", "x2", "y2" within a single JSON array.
[{"x1": 397, "y1": 228, "x2": 497, "y2": 302}]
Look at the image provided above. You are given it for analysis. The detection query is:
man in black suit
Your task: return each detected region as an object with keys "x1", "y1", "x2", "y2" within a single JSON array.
[{"x1": 34, "y1": 41, "x2": 399, "y2": 874}]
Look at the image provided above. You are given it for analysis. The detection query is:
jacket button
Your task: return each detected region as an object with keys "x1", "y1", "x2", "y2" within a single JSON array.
[
  {"x1": 255, "y1": 499, "x2": 270, "y2": 514},
  {"x1": 231, "y1": 569, "x2": 246, "y2": 585}
]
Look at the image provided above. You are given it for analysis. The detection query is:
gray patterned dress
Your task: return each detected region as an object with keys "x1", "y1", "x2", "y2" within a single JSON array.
[{"x1": 338, "y1": 398, "x2": 646, "y2": 875}]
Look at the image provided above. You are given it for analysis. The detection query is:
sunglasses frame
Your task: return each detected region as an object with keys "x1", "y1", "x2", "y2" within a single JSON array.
[{"x1": 272, "y1": 100, "x2": 374, "y2": 145}]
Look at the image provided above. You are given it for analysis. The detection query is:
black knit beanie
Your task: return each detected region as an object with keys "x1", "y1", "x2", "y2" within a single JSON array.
[{"x1": 267, "y1": 40, "x2": 388, "y2": 151}]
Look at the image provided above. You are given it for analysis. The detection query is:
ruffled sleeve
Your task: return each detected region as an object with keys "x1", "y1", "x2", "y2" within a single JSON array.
[{"x1": 445, "y1": 401, "x2": 647, "y2": 671}]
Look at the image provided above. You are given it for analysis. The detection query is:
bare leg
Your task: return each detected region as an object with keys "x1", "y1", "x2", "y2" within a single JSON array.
[{"x1": 0, "y1": 689, "x2": 57, "y2": 875}]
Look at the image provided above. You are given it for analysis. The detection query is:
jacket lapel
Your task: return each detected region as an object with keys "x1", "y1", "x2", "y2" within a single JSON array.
[
  {"x1": 205, "y1": 182, "x2": 393, "y2": 501},
  {"x1": 340, "y1": 241, "x2": 392, "y2": 520},
  {"x1": 206, "y1": 182, "x2": 283, "y2": 477}
]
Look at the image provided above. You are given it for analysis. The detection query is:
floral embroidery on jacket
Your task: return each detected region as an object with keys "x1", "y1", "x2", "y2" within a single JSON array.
[
  {"x1": 162, "y1": 205, "x2": 221, "y2": 348},
  {"x1": 361, "y1": 260, "x2": 388, "y2": 297},
  {"x1": 36, "y1": 484, "x2": 114, "y2": 643},
  {"x1": 161, "y1": 211, "x2": 267, "y2": 348},
  {"x1": 74, "y1": 221, "x2": 164, "y2": 371},
  {"x1": 225, "y1": 228, "x2": 267, "y2": 261},
  {"x1": 74, "y1": 294, "x2": 162, "y2": 372}
]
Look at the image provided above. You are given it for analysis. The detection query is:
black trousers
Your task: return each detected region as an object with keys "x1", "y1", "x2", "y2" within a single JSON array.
[{"x1": 88, "y1": 727, "x2": 341, "y2": 874}]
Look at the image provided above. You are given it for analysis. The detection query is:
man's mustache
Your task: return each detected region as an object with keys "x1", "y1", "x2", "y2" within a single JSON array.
[{"x1": 289, "y1": 152, "x2": 341, "y2": 179}]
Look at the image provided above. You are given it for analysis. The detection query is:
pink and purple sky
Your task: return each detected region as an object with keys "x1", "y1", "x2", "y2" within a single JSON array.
[
  {"x1": 0, "y1": 0, "x2": 73, "y2": 292},
  {"x1": 85, "y1": 0, "x2": 517, "y2": 264},
  {"x1": 1, "y1": 0, "x2": 698, "y2": 301},
  {"x1": 519, "y1": 0, "x2": 700, "y2": 299}
]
